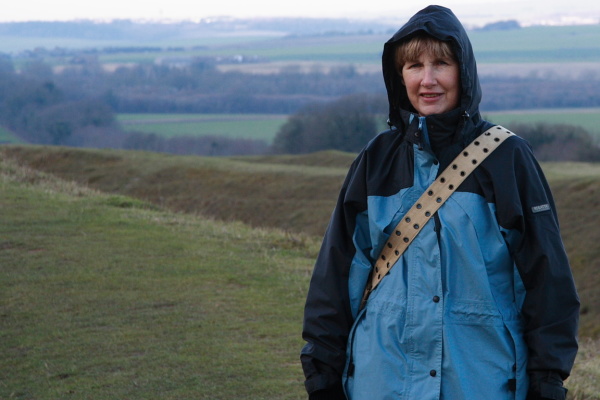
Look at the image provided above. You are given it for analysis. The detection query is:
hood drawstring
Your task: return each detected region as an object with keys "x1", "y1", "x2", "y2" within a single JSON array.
[{"x1": 460, "y1": 110, "x2": 471, "y2": 143}]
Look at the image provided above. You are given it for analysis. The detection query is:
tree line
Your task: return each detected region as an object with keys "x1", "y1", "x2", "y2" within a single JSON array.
[
  {"x1": 271, "y1": 95, "x2": 600, "y2": 162},
  {"x1": 48, "y1": 56, "x2": 600, "y2": 114},
  {"x1": 0, "y1": 54, "x2": 599, "y2": 161}
]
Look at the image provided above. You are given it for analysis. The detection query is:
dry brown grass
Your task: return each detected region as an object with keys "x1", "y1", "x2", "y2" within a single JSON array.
[
  {"x1": 568, "y1": 337, "x2": 600, "y2": 400},
  {"x1": 0, "y1": 146, "x2": 352, "y2": 237}
]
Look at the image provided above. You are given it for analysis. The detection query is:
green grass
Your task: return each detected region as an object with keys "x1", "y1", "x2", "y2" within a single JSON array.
[
  {"x1": 116, "y1": 110, "x2": 600, "y2": 145},
  {"x1": 0, "y1": 157, "x2": 314, "y2": 399},
  {"x1": 1, "y1": 146, "x2": 599, "y2": 399},
  {"x1": 118, "y1": 113, "x2": 288, "y2": 143},
  {"x1": 485, "y1": 108, "x2": 600, "y2": 139}
]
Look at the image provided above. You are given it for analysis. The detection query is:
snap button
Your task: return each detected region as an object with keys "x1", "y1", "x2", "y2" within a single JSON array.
[
  {"x1": 433, "y1": 296, "x2": 440, "y2": 303},
  {"x1": 430, "y1": 370, "x2": 437, "y2": 377}
]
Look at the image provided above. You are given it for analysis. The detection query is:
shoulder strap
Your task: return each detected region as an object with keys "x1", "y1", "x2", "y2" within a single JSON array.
[{"x1": 359, "y1": 125, "x2": 514, "y2": 310}]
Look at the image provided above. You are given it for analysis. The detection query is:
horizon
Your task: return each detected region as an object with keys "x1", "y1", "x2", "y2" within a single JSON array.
[{"x1": 1, "y1": 1, "x2": 598, "y2": 28}]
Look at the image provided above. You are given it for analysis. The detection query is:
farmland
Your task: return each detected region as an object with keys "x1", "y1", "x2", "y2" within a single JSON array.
[
  {"x1": 116, "y1": 108, "x2": 600, "y2": 144},
  {"x1": 3, "y1": 21, "x2": 600, "y2": 70},
  {"x1": 118, "y1": 113, "x2": 287, "y2": 143},
  {"x1": 2, "y1": 19, "x2": 600, "y2": 154}
]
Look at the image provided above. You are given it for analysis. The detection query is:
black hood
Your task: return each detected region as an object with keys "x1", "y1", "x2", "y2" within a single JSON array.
[{"x1": 382, "y1": 5, "x2": 482, "y2": 137}]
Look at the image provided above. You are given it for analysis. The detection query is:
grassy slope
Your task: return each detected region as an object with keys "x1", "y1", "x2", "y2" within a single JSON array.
[
  {"x1": 1, "y1": 146, "x2": 599, "y2": 399},
  {"x1": 0, "y1": 157, "x2": 316, "y2": 399},
  {"x1": 0, "y1": 146, "x2": 352, "y2": 237}
]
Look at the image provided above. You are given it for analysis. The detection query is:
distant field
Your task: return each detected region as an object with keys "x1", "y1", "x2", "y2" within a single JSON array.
[
  {"x1": 484, "y1": 108, "x2": 600, "y2": 139},
  {"x1": 0, "y1": 33, "x2": 280, "y2": 55},
  {"x1": 118, "y1": 109, "x2": 600, "y2": 144},
  {"x1": 118, "y1": 113, "x2": 288, "y2": 143},
  {"x1": 4, "y1": 24, "x2": 599, "y2": 69},
  {"x1": 101, "y1": 25, "x2": 600, "y2": 66},
  {"x1": 470, "y1": 24, "x2": 600, "y2": 62}
]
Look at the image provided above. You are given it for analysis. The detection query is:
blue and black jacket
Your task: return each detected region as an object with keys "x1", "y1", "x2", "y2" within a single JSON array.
[{"x1": 301, "y1": 5, "x2": 579, "y2": 400}]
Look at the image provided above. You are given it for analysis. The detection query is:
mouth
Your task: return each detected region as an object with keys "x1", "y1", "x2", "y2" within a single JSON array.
[{"x1": 421, "y1": 93, "x2": 443, "y2": 99}]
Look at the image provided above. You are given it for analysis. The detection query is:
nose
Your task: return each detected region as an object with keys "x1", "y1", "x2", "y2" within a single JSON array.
[{"x1": 421, "y1": 66, "x2": 437, "y2": 87}]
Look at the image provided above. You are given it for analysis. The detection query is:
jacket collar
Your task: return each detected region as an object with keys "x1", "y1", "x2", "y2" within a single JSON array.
[{"x1": 400, "y1": 108, "x2": 463, "y2": 149}]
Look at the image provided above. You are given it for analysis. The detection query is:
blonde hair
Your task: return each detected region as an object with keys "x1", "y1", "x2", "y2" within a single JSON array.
[{"x1": 395, "y1": 34, "x2": 456, "y2": 74}]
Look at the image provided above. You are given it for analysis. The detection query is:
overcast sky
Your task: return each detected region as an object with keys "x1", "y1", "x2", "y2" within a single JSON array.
[{"x1": 2, "y1": 0, "x2": 598, "y2": 27}]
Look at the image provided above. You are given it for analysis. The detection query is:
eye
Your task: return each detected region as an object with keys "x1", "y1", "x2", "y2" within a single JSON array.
[{"x1": 436, "y1": 58, "x2": 454, "y2": 67}]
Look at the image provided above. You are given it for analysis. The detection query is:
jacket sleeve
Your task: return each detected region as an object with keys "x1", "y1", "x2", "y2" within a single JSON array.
[
  {"x1": 492, "y1": 137, "x2": 580, "y2": 380},
  {"x1": 301, "y1": 154, "x2": 368, "y2": 395}
]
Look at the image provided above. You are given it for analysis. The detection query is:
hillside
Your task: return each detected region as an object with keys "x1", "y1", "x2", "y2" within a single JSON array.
[
  {"x1": 0, "y1": 155, "x2": 315, "y2": 399},
  {"x1": 2, "y1": 145, "x2": 600, "y2": 338},
  {"x1": 1, "y1": 146, "x2": 599, "y2": 399},
  {"x1": 0, "y1": 145, "x2": 353, "y2": 237}
]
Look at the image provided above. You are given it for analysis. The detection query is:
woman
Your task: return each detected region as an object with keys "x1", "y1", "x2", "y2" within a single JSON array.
[{"x1": 301, "y1": 5, "x2": 579, "y2": 400}]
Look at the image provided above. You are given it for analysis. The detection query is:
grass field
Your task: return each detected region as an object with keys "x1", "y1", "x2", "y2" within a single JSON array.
[
  {"x1": 117, "y1": 109, "x2": 600, "y2": 145},
  {"x1": 1, "y1": 147, "x2": 599, "y2": 399},
  {"x1": 0, "y1": 157, "x2": 312, "y2": 399},
  {"x1": 2, "y1": 145, "x2": 600, "y2": 335},
  {"x1": 118, "y1": 113, "x2": 288, "y2": 143}
]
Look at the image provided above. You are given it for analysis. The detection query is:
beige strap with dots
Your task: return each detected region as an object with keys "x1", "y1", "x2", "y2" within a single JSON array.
[{"x1": 359, "y1": 125, "x2": 514, "y2": 310}]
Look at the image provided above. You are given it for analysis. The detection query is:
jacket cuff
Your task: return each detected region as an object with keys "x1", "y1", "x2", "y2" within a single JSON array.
[
  {"x1": 528, "y1": 371, "x2": 567, "y2": 400},
  {"x1": 308, "y1": 382, "x2": 346, "y2": 400}
]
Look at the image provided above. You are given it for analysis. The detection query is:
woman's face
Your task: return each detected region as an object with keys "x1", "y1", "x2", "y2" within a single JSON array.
[{"x1": 401, "y1": 52, "x2": 460, "y2": 116}]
